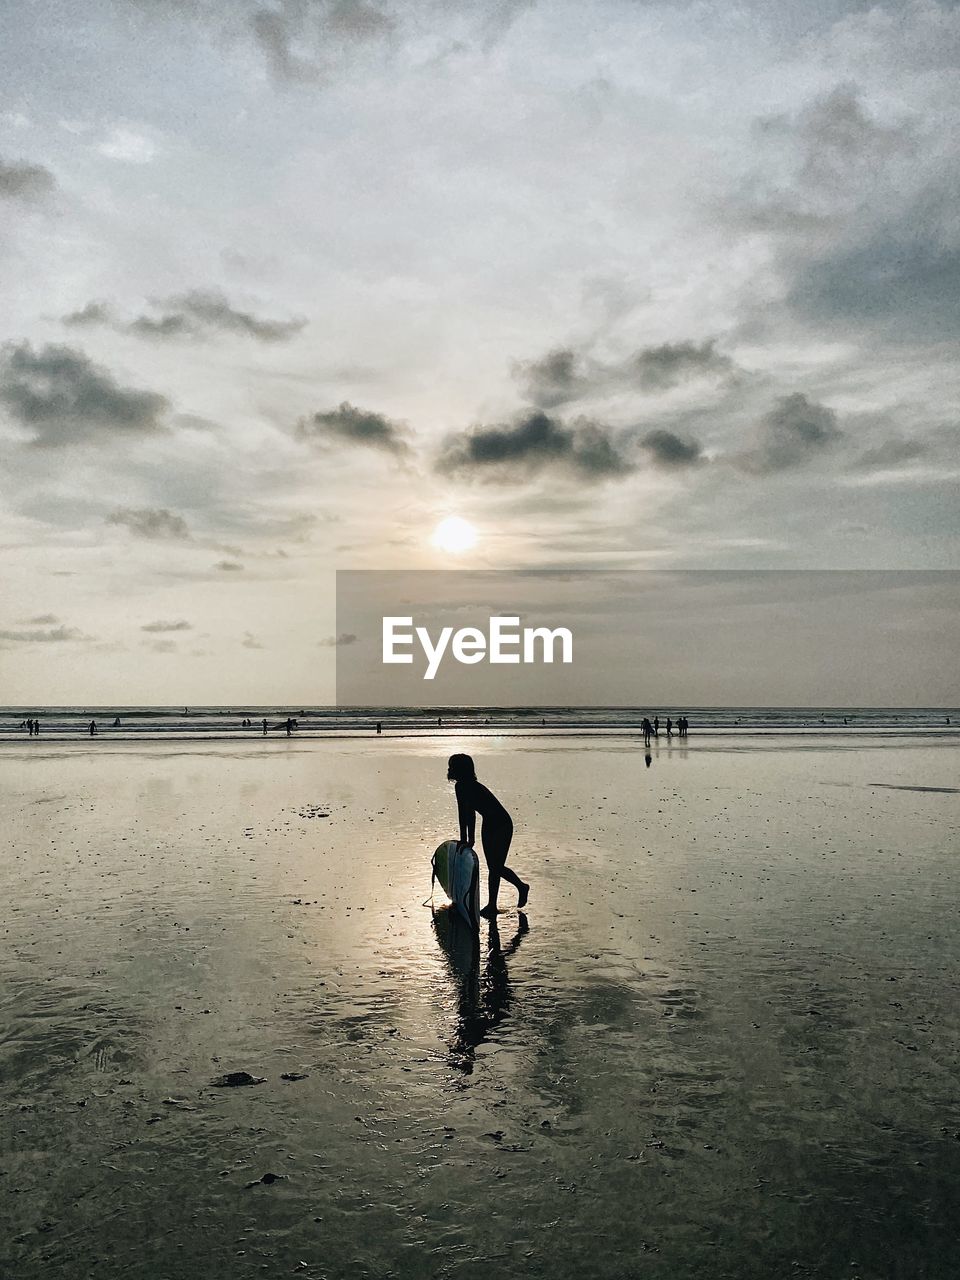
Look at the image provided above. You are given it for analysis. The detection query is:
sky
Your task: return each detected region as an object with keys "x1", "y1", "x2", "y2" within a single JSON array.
[{"x1": 1, "y1": 0, "x2": 958, "y2": 703}]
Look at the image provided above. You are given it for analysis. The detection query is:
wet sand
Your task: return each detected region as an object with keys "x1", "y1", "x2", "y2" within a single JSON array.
[{"x1": 1, "y1": 735, "x2": 959, "y2": 1279}]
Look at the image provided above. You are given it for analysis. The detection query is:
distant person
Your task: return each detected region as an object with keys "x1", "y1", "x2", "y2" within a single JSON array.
[
  {"x1": 666, "y1": 717, "x2": 673, "y2": 738},
  {"x1": 642, "y1": 717, "x2": 652, "y2": 746},
  {"x1": 262, "y1": 718, "x2": 268, "y2": 736},
  {"x1": 447, "y1": 753, "x2": 528, "y2": 919},
  {"x1": 376, "y1": 722, "x2": 382, "y2": 735},
  {"x1": 285, "y1": 717, "x2": 294, "y2": 736},
  {"x1": 438, "y1": 716, "x2": 443, "y2": 728},
  {"x1": 113, "y1": 716, "x2": 121, "y2": 727},
  {"x1": 653, "y1": 716, "x2": 659, "y2": 736},
  {"x1": 89, "y1": 720, "x2": 97, "y2": 736}
]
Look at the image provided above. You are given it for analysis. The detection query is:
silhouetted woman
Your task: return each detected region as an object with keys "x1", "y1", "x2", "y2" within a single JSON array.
[{"x1": 447, "y1": 753, "x2": 528, "y2": 918}]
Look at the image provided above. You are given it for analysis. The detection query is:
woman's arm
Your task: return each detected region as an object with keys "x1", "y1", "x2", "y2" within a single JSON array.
[{"x1": 455, "y1": 781, "x2": 475, "y2": 846}]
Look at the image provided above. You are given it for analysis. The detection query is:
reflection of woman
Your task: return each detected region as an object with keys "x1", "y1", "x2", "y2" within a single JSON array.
[
  {"x1": 433, "y1": 908, "x2": 528, "y2": 1073},
  {"x1": 447, "y1": 753, "x2": 528, "y2": 917}
]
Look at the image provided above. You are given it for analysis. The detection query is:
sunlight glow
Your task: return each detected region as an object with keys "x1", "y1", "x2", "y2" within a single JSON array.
[{"x1": 431, "y1": 516, "x2": 478, "y2": 555}]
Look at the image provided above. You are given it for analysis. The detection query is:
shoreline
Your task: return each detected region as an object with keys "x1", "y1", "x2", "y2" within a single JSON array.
[{"x1": 2, "y1": 726, "x2": 959, "y2": 748}]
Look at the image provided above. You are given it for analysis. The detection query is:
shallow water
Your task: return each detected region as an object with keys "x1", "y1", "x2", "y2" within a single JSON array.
[{"x1": 1, "y1": 737, "x2": 959, "y2": 1279}]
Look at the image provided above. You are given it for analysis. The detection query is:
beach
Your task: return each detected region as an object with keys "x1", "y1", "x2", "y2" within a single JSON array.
[{"x1": 2, "y1": 731, "x2": 959, "y2": 1279}]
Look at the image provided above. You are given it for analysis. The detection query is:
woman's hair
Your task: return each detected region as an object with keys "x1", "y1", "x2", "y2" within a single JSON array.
[{"x1": 447, "y1": 753, "x2": 476, "y2": 782}]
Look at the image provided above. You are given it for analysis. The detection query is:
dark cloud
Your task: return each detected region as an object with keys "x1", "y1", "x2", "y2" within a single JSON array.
[
  {"x1": 632, "y1": 339, "x2": 736, "y2": 391},
  {"x1": 738, "y1": 87, "x2": 915, "y2": 234},
  {"x1": 0, "y1": 156, "x2": 57, "y2": 201},
  {"x1": 0, "y1": 343, "x2": 169, "y2": 447},
  {"x1": 129, "y1": 313, "x2": 194, "y2": 339},
  {"x1": 251, "y1": 1, "x2": 393, "y2": 84},
  {"x1": 0, "y1": 624, "x2": 85, "y2": 643},
  {"x1": 436, "y1": 410, "x2": 632, "y2": 483},
  {"x1": 252, "y1": 7, "x2": 320, "y2": 83},
  {"x1": 131, "y1": 290, "x2": 306, "y2": 342},
  {"x1": 758, "y1": 86, "x2": 913, "y2": 191},
  {"x1": 786, "y1": 184, "x2": 960, "y2": 337},
  {"x1": 738, "y1": 87, "x2": 957, "y2": 340},
  {"x1": 107, "y1": 508, "x2": 191, "y2": 540},
  {"x1": 22, "y1": 613, "x2": 59, "y2": 624},
  {"x1": 854, "y1": 437, "x2": 928, "y2": 470},
  {"x1": 737, "y1": 393, "x2": 842, "y2": 474},
  {"x1": 514, "y1": 338, "x2": 737, "y2": 407},
  {"x1": 327, "y1": 0, "x2": 393, "y2": 39},
  {"x1": 640, "y1": 429, "x2": 703, "y2": 468},
  {"x1": 242, "y1": 631, "x2": 264, "y2": 649},
  {"x1": 513, "y1": 348, "x2": 587, "y2": 408},
  {"x1": 215, "y1": 559, "x2": 244, "y2": 571},
  {"x1": 319, "y1": 631, "x2": 358, "y2": 646},
  {"x1": 141, "y1": 619, "x2": 192, "y2": 632},
  {"x1": 62, "y1": 301, "x2": 112, "y2": 328},
  {"x1": 298, "y1": 401, "x2": 412, "y2": 456}
]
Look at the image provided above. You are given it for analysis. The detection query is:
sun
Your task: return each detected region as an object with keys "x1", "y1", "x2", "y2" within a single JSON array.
[{"x1": 431, "y1": 516, "x2": 478, "y2": 555}]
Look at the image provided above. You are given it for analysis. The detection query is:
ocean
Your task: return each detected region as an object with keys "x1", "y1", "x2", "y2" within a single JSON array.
[{"x1": 2, "y1": 705, "x2": 957, "y2": 741}]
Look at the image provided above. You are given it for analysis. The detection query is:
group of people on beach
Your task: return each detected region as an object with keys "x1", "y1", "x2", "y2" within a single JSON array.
[
  {"x1": 20, "y1": 718, "x2": 40, "y2": 735},
  {"x1": 641, "y1": 714, "x2": 689, "y2": 745},
  {"x1": 242, "y1": 716, "x2": 298, "y2": 735}
]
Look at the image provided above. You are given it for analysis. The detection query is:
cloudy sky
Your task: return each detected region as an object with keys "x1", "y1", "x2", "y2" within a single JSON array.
[{"x1": 1, "y1": 0, "x2": 958, "y2": 703}]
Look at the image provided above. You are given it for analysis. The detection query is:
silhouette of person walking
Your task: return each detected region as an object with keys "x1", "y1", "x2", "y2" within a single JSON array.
[
  {"x1": 642, "y1": 717, "x2": 652, "y2": 746},
  {"x1": 262, "y1": 718, "x2": 268, "y2": 735},
  {"x1": 448, "y1": 753, "x2": 528, "y2": 918},
  {"x1": 89, "y1": 720, "x2": 97, "y2": 736}
]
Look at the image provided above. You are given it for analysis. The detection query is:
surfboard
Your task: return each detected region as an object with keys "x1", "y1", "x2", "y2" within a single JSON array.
[{"x1": 432, "y1": 840, "x2": 480, "y2": 929}]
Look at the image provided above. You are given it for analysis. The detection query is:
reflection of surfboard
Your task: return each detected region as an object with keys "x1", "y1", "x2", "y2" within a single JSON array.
[
  {"x1": 432, "y1": 905, "x2": 481, "y2": 987},
  {"x1": 432, "y1": 840, "x2": 480, "y2": 929}
]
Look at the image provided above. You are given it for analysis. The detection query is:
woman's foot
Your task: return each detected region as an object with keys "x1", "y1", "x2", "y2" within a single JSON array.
[
  {"x1": 517, "y1": 881, "x2": 529, "y2": 909},
  {"x1": 479, "y1": 903, "x2": 499, "y2": 919}
]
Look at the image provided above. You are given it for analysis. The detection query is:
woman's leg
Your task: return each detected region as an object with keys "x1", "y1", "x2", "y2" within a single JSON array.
[{"x1": 481, "y1": 823, "x2": 527, "y2": 913}]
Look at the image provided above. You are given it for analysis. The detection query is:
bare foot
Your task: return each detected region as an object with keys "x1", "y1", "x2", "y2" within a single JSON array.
[
  {"x1": 479, "y1": 904, "x2": 499, "y2": 919},
  {"x1": 517, "y1": 882, "x2": 529, "y2": 909}
]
